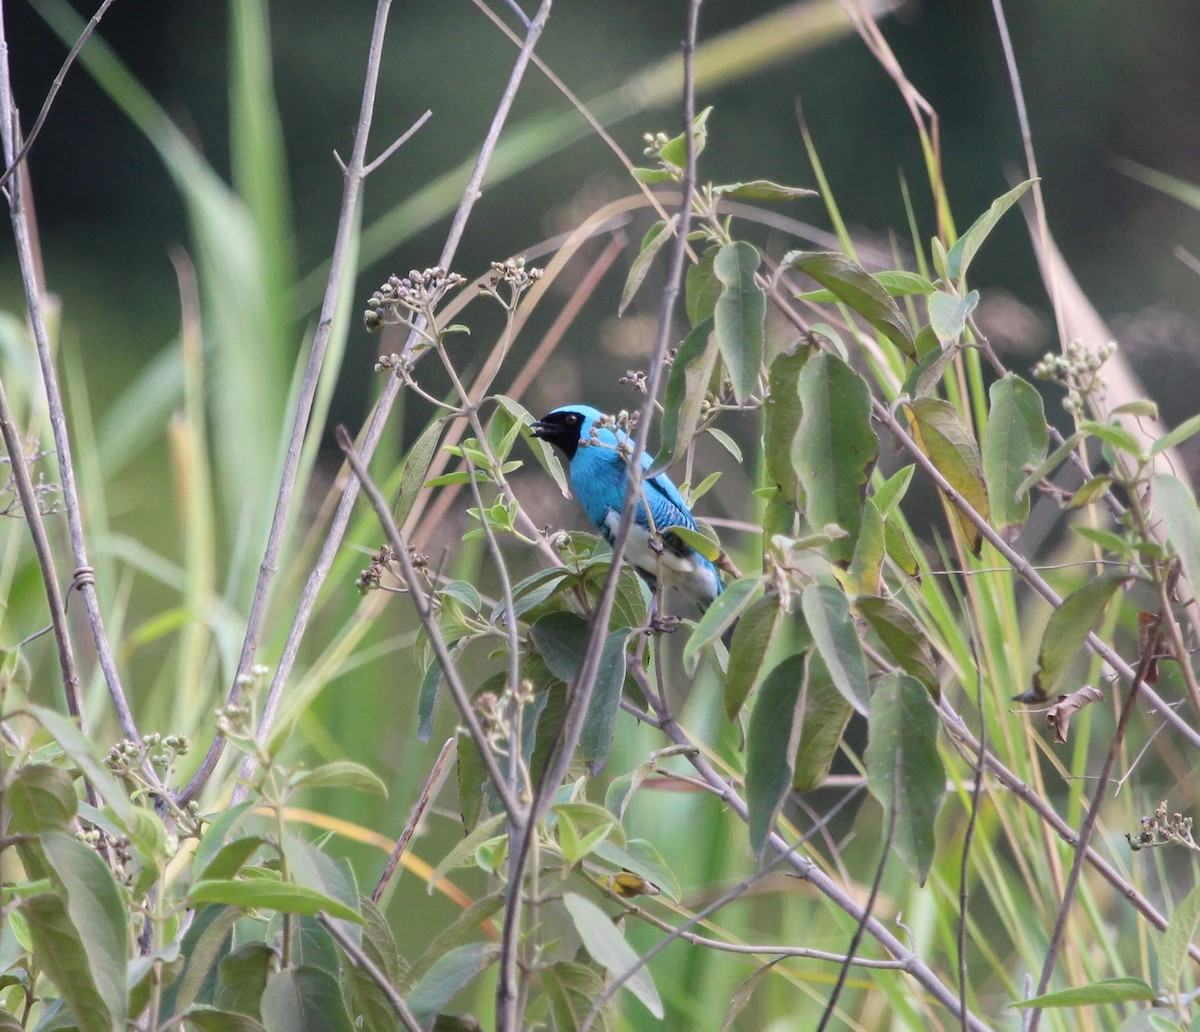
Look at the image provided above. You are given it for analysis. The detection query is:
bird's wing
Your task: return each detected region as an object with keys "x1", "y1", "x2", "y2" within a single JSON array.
[{"x1": 641, "y1": 464, "x2": 699, "y2": 534}]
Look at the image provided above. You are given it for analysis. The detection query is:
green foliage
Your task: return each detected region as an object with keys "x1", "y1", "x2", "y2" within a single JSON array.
[{"x1": 4, "y1": 5, "x2": 1200, "y2": 1032}]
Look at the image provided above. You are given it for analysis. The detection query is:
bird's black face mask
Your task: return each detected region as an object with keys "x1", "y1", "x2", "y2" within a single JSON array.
[{"x1": 530, "y1": 410, "x2": 584, "y2": 460}]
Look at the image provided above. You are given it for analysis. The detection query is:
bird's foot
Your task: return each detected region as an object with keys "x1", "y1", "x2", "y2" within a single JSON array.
[{"x1": 647, "y1": 614, "x2": 681, "y2": 636}]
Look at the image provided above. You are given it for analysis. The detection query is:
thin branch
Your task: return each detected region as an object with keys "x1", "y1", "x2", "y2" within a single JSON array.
[
  {"x1": 1025, "y1": 612, "x2": 1163, "y2": 1032},
  {"x1": 0, "y1": 5, "x2": 148, "y2": 754},
  {"x1": 581, "y1": 841, "x2": 807, "y2": 1032},
  {"x1": 873, "y1": 397, "x2": 1200, "y2": 750},
  {"x1": 935, "y1": 699, "x2": 1200, "y2": 965},
  {"x1": 240, "y1": 0, "x2": 553, "y2": 795},
  {"x1": 0, "y1": 378, "x2": 82, "y2": 721},
  {"x1": 363, "y1": 108, "x2": 432, "y2": 177},
  {"x1": 0, "y1": 0, "x2": 120, "y2": 190},
  {"x1": 623, "y1": 661, "x2": 991, "y2": 1032},
  {"x1": 179, "y1": 0, "x2": 400, "y2": 805},
  {"x1": 335, "y1": 427, "x2": 522, "y2": 820},
  {"x1": 371, "y1": 737, "x2": 455, "y2": 906},
  {"x1": 316, "y1": 912, "x2": 423, "y2": 1032},
  {"x1": 815, "y1": 762, "x2": 897, "y2": 1032},
  {"x1": 959, "y1": 639, "x2": 986, "y2": 1032}
]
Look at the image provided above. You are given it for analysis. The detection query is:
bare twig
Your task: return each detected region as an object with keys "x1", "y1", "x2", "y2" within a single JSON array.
[
  {"x1": 241, "y1": 0, "x2": 553, "y2": 795},
  {"x1": 372, "y1": 737, "x2": 455, "y2": 906},
  {"x1": 0, "y1": 0, "x2": 120, "y2": 190},
  {"x1": 180, "y1": 0, "x2": 402, "y2": 805},
  {"x1": 873, "y1": 397, "x2": 1200, "y2": 750},
  {"x1": 0, "y1": 3, "x2": 148, "y2": 755},
  {"x1": 815, "y1": 749, "x2": 897, "y2": 1032},
  {"x1": 316, "y1": 911, "x2": 423, "y2": 1032},
  {"x1": 1024, "y1": 612, "x2": 1163, "y2": 1032},
  {"x1": 0, "y1": 377, "x2": 82, "y2": 721},
  {"x1": 363, "y1": 108, "x2": 432, "y2": 178},
  {"x1": 335, "y1": 426, "x2": 522, "y2": 820},
  {"x1": 959, "y1": 640, "x2": 986, "y2": 1032},
  {"x1": 624, "y1": 661, "x2": 990, "y2": 1031}
]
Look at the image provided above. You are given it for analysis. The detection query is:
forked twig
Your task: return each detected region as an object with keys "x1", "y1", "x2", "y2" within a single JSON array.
[{"x1": 238, "y1": 0, "x2": 553, "y2": 800}]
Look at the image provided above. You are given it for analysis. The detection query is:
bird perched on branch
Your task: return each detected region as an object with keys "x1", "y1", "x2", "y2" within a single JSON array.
[{"x1": 530, "y1": 405, "x2": 724, "y2": 613}]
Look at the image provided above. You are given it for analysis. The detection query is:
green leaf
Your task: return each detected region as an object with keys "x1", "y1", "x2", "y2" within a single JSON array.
[
  {"x1": 801, "y1": 584, "x2": 870, "y2": 715},
  {"x1": 720, "y1": 960, "x2": 784, "y2": 1032},
  {"x1": 542, "y1": 963, "x2": 614, "y2": 1032},
  {"x1": 21, "y1": 893, "x2": 116, "y2": 1032},
  {"x1": 682, "y1": 577, "x2": 762, "y2": 675},
  {"x1": 282, "y1": 835, "x2": 360, "y2": 929},
  {"x1": 685, "y1": 246, "x2": 723, "y2": 328},
  {"x1": 24, "y1": 705, "x2": 135, "y2": 828},
  {"x1": 904, "y1": 397, "x2": 989, "y2": 555},
  {"x1": 294, "y1": 760, "x2": 387, "y2": 796},
  {"x1": 855, "y1": 595, "x2": 939, "y2": 695},
  {"x1": 192, "y1": 802, "x2": 256, "y2": 878},
  {"x1": 983, "y1": 374, "x2": 1049, "y2": 534},
  {"x1": 528, "y1": 613, "x2": 631, "y2": 769},
  {"x1": 843, "y1": 497, "x2": 884, "y2": 596},
  {"x1": 711, "y1": 179, "x2": 815, "y2": 202},
  {"x1": 407, "y1": 943, "x2": 499, "y2": 1027},
  {"x1": 261, "y1": 966, "x2": 355, "y2": 1032},
  {"x1": 1033, "y1": 571, "x2": 1126, "y2": 699},
  {"x1": 1151, "y1": 412, "x2": 1200, "y2": 457},
  {"x1": 927, "y1": 289, "x2": 979, "y2": 343},
  {"x1": 38, "y1": 830, "x2": 128, "y2": 1029},
  {"x1": 663, "y1": 523, "x2": 720, "y2": 562},
  {"x1": 562, "y1": 893, "x2": 663, "y2": 1018},
  {"x1": 188, "y1": 880, "x2": 363, "y2": 924},
  {"x1": 631, "y1": 166, "x2": 674, "y2": 185},
  {"x1": 1071, "y1": 525, "x2": 1133, "y2": 558},
  {"x1": 1159, "y1": 879, "x2": 1200, "y2": 998},
  {"x1": 1012, "y1": 977, "x2": 1158, "y2": 1009},
  {"x1": 785, "y1": 251, "x2": 915, "y2": 357},
  {"x1": 793, "y1": 352, "x2": 878, "y2": 565},
  {"x1": 1079, "y1": 418, "x2": 1145, "y2": 457},
  {"x1": 1015, "y1": 429, "x2": 1088, "y2": 500},
  {"x1": 873, "y1": 464, "x2": 914, "y2": 517},
  {"x1": 620, "y1": 216, "x2": 677, "y2": 315},
  {"x1": 792, "y1": 651, "x2": 854, "y2": 793},
  {"x1": 713, "y1": 241, "x2": 766, "y2": 404},
  {"x1": 745, "y1": 654, "x2": 806, "y2": 857},
  {"x1": 196, "y1": 837, "x2": 266, "y2": 882},
  {"x1": 214, "y1": 943, "x2": 274, "y2": 1020},
  {"x1": 796, "y1": 269, "x2": 935, "y2": 302},
  {"x1": 725, "y1": 593, "x2": 783, "y2": 720},
  {"x1": 658, "y1": 106, "x2": 711, "y2": 167},
  {"x1": 183, "y1": 1007, "x2": 267, "y2": 1032},
  {"x1": 394, "y1": 415, "x2": 446, "y2": 528},
  {"x1": 418, "y1": 639, "x2": 466, "y2": 743},
  {"x1": 160, "y1": 904, "x2": 239, "y2": 1018},
  {"x1": 1065, "y1": 475, "x2": 1113, "y2": 510},
  {"x1": 430, "y1": 814, "x2": 507, "y2": 887},
  {"x1": 945, "y1": 179, "x2": 1035, "y2": 285},
  {"x1": 348, "y1": 898, "x2": 409, "y2": 1032},
  {"x1": 866, "y1": 672, "x2": 945, "y2": 884},
  {"x1": 7, "y1": 764, "x2": 78, "y2": 834},
  {"x1": 651, "y1": 316, "x2": 717, "y2": 475},
  {"x1": 1153, "y1": 474, "x2": 1200, "y2": 605},
  {"x1": 763, "y1": 348, "x2": 808, "y2": 505}
]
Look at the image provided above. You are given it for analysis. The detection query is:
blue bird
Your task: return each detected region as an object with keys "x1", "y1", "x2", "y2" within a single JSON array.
[{"x1": 531, "y1": 405, "x2": 724, "y2": 612}]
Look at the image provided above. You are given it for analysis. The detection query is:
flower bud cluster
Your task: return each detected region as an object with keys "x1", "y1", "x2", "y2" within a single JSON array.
[
  {"x1": 1032, "y1": 339, "x2": 1117, "y2": 414},
  {"x1": 1127, "y1": 799, "x2": 1196, "y2": 852},
  {"x1": 619, "y1": 369, "x2": 648, "y2": 393},
  {"x1": 364, "y1": 267, "x2": 467, "y2": 332},
  {"x1": 642, "y1": 131, "x2": 669, "y2": 158}
]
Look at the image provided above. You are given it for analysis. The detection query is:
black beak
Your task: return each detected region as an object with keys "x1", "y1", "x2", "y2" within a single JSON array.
[{"x1": 529, "y1": 419, "x2": 552, "y2": 438}]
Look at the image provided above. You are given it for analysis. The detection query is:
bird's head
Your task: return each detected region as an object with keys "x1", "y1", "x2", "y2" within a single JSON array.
[{"x1": 530, "y1": 405, "x2": 604, "y2": 460}]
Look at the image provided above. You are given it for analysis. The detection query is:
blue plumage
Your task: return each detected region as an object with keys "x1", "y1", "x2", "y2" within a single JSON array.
[{"x1": 531, "y1": 405, "x2": 723, "y2": 611}]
